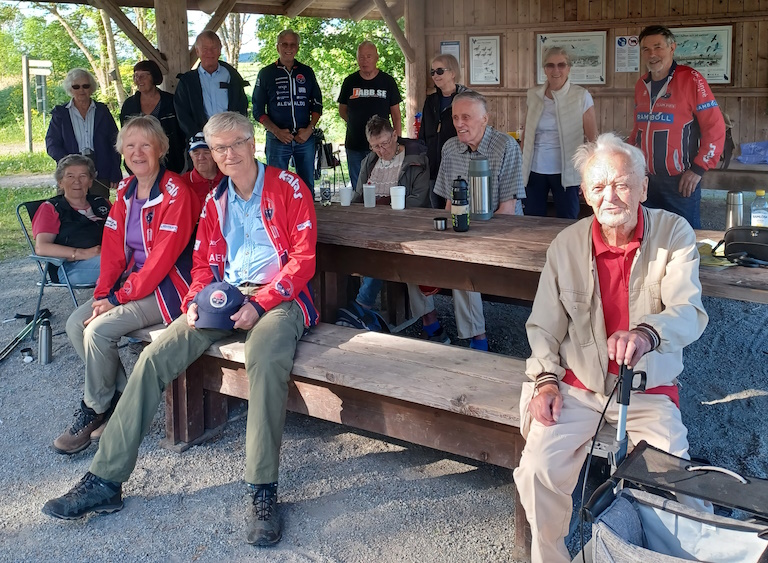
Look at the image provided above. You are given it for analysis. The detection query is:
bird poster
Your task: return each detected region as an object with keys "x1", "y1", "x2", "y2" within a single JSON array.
[
  {"x1": 672, "y1": 25, "x2": 732, "y2": 84},
  {"x1": 537, "y1": 31, "x2": 607, "y2": 85},
  {"x1": 469, "y1": 36, "x2": 501, "y2": 86}
]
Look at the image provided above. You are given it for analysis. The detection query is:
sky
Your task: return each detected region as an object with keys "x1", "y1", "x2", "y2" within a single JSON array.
[{"x1": 187, "y1": 10, "x2": 260, "y2": 53}]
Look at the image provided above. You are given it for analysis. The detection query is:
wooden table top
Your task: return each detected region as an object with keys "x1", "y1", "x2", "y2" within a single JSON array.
[{"x1": 314, "y1": 204, "x2": 768, "y2": 304}]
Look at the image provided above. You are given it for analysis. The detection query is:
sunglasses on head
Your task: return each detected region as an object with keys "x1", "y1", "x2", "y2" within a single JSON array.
[
  {"x1": 430, "y1": 67, "x2": 449, "y2": 76},
  {"x1": 544, "y1": 62, "x2": 568, "y2": 70},
  {"x1": 71, "y1": 84, "x2": 92, "y2": 90}
]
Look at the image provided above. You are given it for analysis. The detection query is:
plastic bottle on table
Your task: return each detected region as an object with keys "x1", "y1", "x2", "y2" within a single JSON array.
[{"x1": 751, "y1": 189, "x2": 768, "y2": 227}]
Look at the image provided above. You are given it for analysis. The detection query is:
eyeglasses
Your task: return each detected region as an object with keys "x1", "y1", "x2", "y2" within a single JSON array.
[
  {"x1": 430, "y1": 67, "x2": 449, "y2": 76},
  {"x1": 544, "y1": 62, "x2": 569, "y2": 70},
  {"x1": 369, "y1": 135, "x2": 395, "y2": 152},
  {"x1": 210, "y1": 136, "x2": 253, "y2": 155},
  {"x1": 71, "y1": 84, "x2": 92, "y2": 90}
]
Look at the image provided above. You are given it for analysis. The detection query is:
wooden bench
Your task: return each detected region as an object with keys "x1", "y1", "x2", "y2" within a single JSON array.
[{"x1": 130, "y1": 321, "x2": 531, "y2": 557}]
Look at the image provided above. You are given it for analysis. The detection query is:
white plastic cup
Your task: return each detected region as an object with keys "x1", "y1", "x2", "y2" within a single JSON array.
[
  {"x1": 390, "y1": 185, "x2": 406, "y2": 210},
  {"x1": 363, "y1": 184, "x2": 376, "y2": 207},
  {"x1": 340, "y1": 187, "x2": 353, "y2": 206}
]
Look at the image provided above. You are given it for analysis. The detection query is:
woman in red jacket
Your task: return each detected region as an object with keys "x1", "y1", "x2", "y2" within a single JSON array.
[{"x1": 54, "y1": 115, "x2": 202, "y2": 455}]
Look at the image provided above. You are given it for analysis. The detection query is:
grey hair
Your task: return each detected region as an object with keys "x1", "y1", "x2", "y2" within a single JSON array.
[
  {"x1": 203, "y1": 111, "x2": 255, "y2": 143},
  {"x1": 63, "y1": 68, "x2": 98, "y2": 98},
  {"x1": 573, "y1": 132, "x2": 647, "y2": 181},
  {"x1": 195, "y1": 30, "x2": 222, "y2": 48},
  {"x1": 365, "y1": 115, "x2": 394, "y2": 141},
  {"x1": 277, "y1": 29, "x2": 300, "y2": 44},
  {"x1": 54, "y1": 154, "x2": 96, "y2": 184},
  {"x1": 543, "y1": 46, "x2": 572, "y2": 67},
  {"x1": 115, "y1": 114, "x2": 170, "y2": 160},
  {"x1": 639, "y1": 25, "x2": 676, "y2": 46},
  {"x1": 357, "y1": 40, "x2": 378, "y2": 55},
  {"x1": 453, "y1": 90, "x2": 486, "y2": 113},
  {"x1": 431, "y1": 53, "x2": 461, "y2": 83}
]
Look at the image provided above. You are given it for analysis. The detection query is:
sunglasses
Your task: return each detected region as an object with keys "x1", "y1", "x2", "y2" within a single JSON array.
[
  {"x1": 71, "y1": 84, "x2": 92, "y2": 90},
  {"x1": 430, "y1": 67, "x2": 449, "y2": 76},
  {"x1": 544, "y1": 62, "x2": 569, "y2": 70}
]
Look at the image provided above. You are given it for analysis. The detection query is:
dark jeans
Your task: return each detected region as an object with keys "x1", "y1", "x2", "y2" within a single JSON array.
[
  {"x1": 266, "y1": 131, "x2": 316, "y2": 196},
  {"x1": 345, "y1": 148, "x2": 370, "y2": 190},
  {"x1": 523, "y1": 172, "x2": 580, "y2": 219},
  {"x1": 645, "y1": 174, "x2": 701, "y2": 229}
]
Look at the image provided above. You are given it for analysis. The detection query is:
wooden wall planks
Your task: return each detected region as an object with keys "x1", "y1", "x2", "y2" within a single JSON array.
[{"x1": 421, "y1": 0, "x2": 768, "y2": 146}]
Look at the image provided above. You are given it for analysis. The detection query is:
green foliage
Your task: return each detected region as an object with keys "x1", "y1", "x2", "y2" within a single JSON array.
[
  {"x1": 253, "y1": 17, "x2": 405, "y2": 143},
  {"x1": 17, "y1": 15, "x2": 89, "y2": 84},
  {"x1": 0, "y1": 151, "x2": 55, "y2": 175},
  {"x1": 0, "y1": 186, "x2": 55, "y2": 260}
]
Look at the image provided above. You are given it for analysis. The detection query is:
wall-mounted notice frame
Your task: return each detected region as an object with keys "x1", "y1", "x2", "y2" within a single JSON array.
[
  {"x1": 440, "y1": 40, "x2": 461, "y2": 64},
  {"x1": 537, "y1": 31, "x2": 606, "y2": 85},
  {"x1": 671, "y1": 25, "x2": 732, "y2": 84},
  {"x1": 615, "y1": 35, "x2": 640, "y2": 73},
  {"x1": 469, "y1": 35, "x2": 501, "y2": 86}
]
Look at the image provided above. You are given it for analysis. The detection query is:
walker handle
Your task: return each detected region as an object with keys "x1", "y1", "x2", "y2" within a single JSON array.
[{"x1": 686, "y1": 465, "x2": 748, "y2": 484}]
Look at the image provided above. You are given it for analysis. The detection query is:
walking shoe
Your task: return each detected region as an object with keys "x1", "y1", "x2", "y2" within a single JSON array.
[
  {"x1": 42, "y1": 472, "x2": 123, "y2": 520},
  {"x1": 90, "y1": 391, "x2": 122, "y2": 445},
  {"x1": 335, "y1": 301, "x2": 389, "y2": 333},
  {"x1": 418, "y1": 327, "x2": 451, "y2": 344},
  {"x1": 53, "y1": 401, "x2": 106, "y2": 454},
  {"x1": 246, "y1": 483, "x2": 281, "y2": 546}
]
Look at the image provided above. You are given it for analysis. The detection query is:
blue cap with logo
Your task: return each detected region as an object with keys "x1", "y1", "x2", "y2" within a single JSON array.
[
  {"x1": 188, "y1": 132, "x2": 208, "y2": 153},
  {"x1": 194, "y1": 281, "x2": 245, "y2": 330}
]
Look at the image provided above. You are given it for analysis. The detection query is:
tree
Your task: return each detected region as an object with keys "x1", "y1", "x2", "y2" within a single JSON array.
[{"x1": 220, "y1": 12, "x2": 250, "y2": 68}]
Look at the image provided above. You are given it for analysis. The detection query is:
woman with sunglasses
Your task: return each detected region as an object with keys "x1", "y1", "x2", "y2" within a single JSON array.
[
  {"x1": 521, "y1": 46, "x2": 598, "y2": 219},
  {"x1": 419, "y1": 54, "x2": 468, "y2": 208},
  {"x1": 46, "y1": 68, "x2": 122, "y2": 199}
]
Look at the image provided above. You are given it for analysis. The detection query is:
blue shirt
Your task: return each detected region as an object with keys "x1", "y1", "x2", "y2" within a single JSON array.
[
  {"x1": 66, "y1": 99, "x2": 96, "y2": 152},
  {"x1": 197, "y1": 63, "x2": 231, "y2": 119},
  {"x1": 222, "y1": 161, "x2": 280, "y2": 285}
]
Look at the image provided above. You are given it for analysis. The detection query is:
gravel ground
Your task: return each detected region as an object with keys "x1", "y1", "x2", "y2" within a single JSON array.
[{"x1": 0, "y1": 193, "x2": 766, "y2": 562}]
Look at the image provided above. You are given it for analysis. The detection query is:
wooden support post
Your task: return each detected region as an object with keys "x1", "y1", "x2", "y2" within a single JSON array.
[
  {"x1": 21, "y1": 55, "x2": 32, "y2": 153},
  {"x1": 188, "y1": 0, "x2": 238, "y2": 69},
  {"x1": 404, "y1": 0, "x2": 426, "y2": 137},
  {"x1": 349, "y1": 0, "x2": 375, "y2": 21},
  {"x1": 285, "y1": 0, "x2": 316, "y2": 17},
  {"x1": 155, "y1": 0, "x2": 189, "y2": 92}
]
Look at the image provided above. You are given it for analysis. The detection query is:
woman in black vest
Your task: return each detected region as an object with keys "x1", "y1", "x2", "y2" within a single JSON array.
[{"x1": 31, "y1": 154, "x2": 111, "y2": 285}]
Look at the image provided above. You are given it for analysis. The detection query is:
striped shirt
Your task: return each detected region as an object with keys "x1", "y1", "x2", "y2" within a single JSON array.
[
  {"x1": 434, "y1": 126, "x2": 525, "y2": 214},
  {"x1": 66, "y1": 99, "x2": 96, "y2": 152}
]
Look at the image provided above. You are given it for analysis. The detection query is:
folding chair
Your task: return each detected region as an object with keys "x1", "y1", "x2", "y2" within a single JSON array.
[{"x1": 16, "y1": 200, "x2": 96, "y2": 330}]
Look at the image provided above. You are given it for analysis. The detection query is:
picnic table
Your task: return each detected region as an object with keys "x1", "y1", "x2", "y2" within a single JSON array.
[{"x1": 313, "y1": 204, "x2": 768, "y2": 320}]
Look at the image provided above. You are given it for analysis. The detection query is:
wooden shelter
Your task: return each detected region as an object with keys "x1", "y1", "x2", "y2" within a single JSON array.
[{"x1": 80, "y1": 0, "x2": 767, "y2": 156}]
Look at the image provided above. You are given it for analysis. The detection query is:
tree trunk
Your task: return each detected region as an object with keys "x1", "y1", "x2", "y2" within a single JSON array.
[
  {"x1": 101, "y1": 9, "x2": 127, "y2": 105},
  {"x1": 220, "y1": 13, "x2": 247, "y2": 69}
]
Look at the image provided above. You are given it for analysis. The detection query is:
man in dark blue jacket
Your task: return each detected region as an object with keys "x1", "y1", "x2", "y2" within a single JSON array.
[{"x1": 253, "y1": 29, "x2": 322, "y2": 196}]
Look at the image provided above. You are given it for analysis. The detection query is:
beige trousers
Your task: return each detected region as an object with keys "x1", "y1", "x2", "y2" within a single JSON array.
[
  {"x1": 406, "y1": 285, "x2": 485, "y2": 339},
  {"x1": 513, "y1": 382, "x2": 701, "y2": 563}
]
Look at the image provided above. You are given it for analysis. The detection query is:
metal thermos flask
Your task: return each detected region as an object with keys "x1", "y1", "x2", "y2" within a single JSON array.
[
  {"x1": 725, "y1": 191, "x2": 744, "y2": 229},
  {"x1": 451, "y1": 176, "x2": 470, "y2": 232},
  {"x1": 38, "y1": 319, "x2": 52, "y2": 365},
  {"x1": 468, "y1": 154, "x2": 492, "y2": 220}
]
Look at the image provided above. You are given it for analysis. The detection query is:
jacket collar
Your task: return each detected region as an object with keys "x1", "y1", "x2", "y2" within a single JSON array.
[
  {"x1": 124, "y1": 166, "x2": 166, "y2": 205},
  {"x1": 642, "y1": 61, "x2": 677, "y2": 84}
]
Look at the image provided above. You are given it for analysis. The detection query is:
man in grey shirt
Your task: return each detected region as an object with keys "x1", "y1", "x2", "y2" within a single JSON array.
[{"x1": 432, "y1": 90, "x2": 525, "y2": 350}]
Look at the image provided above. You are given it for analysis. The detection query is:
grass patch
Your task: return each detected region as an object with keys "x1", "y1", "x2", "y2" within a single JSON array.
[
  {"x1": 0, "y1": 186, "x2": 56, "y2": 260},
  {"x1": 0, "y1": 151, "x2": 55, "y2": 175}
]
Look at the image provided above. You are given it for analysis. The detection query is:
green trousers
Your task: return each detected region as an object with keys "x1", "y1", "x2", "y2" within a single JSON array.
[{"x1": 90, "y1": 300, "x2": 305, "y2": 485}]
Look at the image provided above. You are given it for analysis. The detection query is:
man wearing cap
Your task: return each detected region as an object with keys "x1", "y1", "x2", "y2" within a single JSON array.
[
  {"x1": 43, "y1": 112, "x2": 319, "y2": 549},
  {"x1": 253, "y1": 29, "x2": 322, "y2": 195},
  {"x1": 184, "y1": 133, "x2": 224, "y2": 206}
]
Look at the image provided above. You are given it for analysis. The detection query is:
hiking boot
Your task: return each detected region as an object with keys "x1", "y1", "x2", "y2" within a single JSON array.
[
  {"x1": 42, "y1": 472, "x2": 123, "y2": 520},
  {"x1": 246, "y1": 483, "x2": 281, "y2": 546},
  {"x1": 53, "y1": 401, "x2": 106, "y2": 454},
  {"x1": 90, "y1": 391, "x2": 122, "y2": 445},
  {"x1": 419, "y1": 327, "x2": 451, "y2": 344}
]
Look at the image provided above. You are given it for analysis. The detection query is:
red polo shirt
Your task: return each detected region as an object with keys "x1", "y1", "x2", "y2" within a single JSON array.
[{"x1": 562, "y1": 209, "x2": 679, "y2": 407}]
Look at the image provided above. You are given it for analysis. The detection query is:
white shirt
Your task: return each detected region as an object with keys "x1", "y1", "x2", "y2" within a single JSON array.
[{"x1": 531, "y1": 91, "x2": 593, "y2": 175}]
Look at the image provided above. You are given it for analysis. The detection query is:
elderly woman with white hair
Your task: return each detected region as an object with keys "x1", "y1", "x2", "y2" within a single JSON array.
[
  {"x1": 53, "y1": 115, "x2": 201, "y2": 456},
  {"x1": 45, "y1": 68, "x2": 122, "y2": 198}
]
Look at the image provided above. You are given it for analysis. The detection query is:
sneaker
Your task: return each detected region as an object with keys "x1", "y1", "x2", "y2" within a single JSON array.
[
  {"x1": 246, "y1": 483, "x2": 281, "y2": 546},
  {"x1": 418, "y1": 327, "x2": 451, "y2": 345},
  {"x1": 53, "y1": 401, "x2": 106, "y2": 455},
  {"x1": 90, "y1": 391, "x2": 122, "y2": 445},
  {"x1": 42, "y1": 472, "x2": 123, "y2": 520},
  {"x1": 335, "y1": 301, "x2": 388, "y2": 333}
]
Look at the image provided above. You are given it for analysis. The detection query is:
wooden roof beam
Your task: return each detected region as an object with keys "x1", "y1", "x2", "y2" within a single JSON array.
[
  {"x1": 372, "y1": 0, "x2": 414, "y2": 63},
  {"x1": 285, "y1": 0, "x2": 316, "y2": 18},
  {"x1": 87, "y1": 0, "x2": 167, "y2": 74},
  {"x1": 349, "y1": 0, "x2": 375, "y2": 22},
  {"x1": 188, "y1": 0, "x2": 239, "y2": 68}
]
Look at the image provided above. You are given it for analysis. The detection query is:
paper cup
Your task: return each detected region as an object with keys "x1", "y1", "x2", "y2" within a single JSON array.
[
  {"x1": 340, "y1": 187, "x2": 353, "y2": 206},
  {"x1": 363, "y1": 184, "x2": 376, "y2": 207},
  {"x1": 390, "y1": 185, "x2": 406, "y2": 210}
]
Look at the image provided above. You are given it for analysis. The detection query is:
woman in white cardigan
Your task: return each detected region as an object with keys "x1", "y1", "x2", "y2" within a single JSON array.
[{"x1": 521, "y1": 46, "x2": 598, "y2": 218}]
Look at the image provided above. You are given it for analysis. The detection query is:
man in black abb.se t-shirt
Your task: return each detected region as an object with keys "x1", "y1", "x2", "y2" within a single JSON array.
[{"x1": 338, "y1": 40, "x2": 402, "y2": 189}]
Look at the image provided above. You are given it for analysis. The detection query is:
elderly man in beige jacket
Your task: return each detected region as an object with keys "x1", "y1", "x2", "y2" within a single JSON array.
[{"x1": 513, "y1": 132, "x2": 709, "y2": 563}]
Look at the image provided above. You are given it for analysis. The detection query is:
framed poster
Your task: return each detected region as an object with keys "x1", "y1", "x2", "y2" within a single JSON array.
[
  {"x1": 671, "y1": 25, "x2": 732, "y2": 83},
  {"x1": 469, "y1": 35, "x2": 501, "y2": 86},
  {"x1": 537, "y1": 31, "x2": 606, "y2": 85},
  {"x1": 615, "y1": 35, "x2": 640, "y2": 73},
  {"x1": 440, "y1": 40, "x2": 461, "y2": 64}
]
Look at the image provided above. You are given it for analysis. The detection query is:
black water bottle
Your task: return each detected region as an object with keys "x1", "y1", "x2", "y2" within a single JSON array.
[{"x1": 451, "y1": 176, "x2": 470, "y2": 232}]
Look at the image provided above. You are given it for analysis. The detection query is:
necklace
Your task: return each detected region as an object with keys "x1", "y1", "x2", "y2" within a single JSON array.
[{"x1": 378, "y1": 145, "x2": 402, "y2": 169}]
